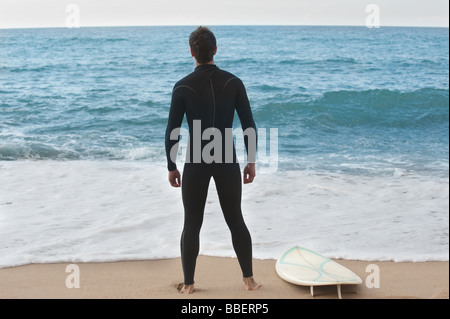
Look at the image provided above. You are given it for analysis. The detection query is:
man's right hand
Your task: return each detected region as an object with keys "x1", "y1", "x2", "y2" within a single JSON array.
[
  {"x1": 168, "y1": 169, "x2": 182, "y2": 188},
  {"x1": 243, "y1": 163, "x2": 256, "y2": 184}
]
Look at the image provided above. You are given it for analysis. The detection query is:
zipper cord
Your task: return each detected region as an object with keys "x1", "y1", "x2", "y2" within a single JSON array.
[{"x1": 209, "y1": 77, "x2": 216, "y2": 130}]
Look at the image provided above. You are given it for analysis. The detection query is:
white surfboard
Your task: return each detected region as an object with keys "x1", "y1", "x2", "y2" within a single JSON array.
[{"x1": 276, "y1": 246, "x2": 362, "y2": 299}]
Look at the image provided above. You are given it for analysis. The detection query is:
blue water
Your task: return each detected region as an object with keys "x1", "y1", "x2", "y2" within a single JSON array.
[
  {"x1": 0, "y1": 26, "x2": 449, "y2": 265},
  {"x1": 0, "y1": 26, "x2": 448, "y2": 178}
]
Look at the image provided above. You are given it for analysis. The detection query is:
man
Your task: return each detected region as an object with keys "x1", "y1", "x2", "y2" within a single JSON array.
[{"x1": 165, "y1": 26, "x2": 261, "y2": 294}]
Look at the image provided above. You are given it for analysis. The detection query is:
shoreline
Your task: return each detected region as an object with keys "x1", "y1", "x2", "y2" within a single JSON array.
[{"x1": 0, "y1": 256, "x2": 448, "y2": 299}]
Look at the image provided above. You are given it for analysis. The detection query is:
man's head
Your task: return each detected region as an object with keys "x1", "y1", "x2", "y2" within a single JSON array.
[{"x1": 189, "y1": 26, "x2": 217, "y2": 65}]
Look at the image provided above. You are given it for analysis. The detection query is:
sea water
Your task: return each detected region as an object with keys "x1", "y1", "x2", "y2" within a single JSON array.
[{"x1": 0, "y1": 26, "x2": 448, "y2": 267}]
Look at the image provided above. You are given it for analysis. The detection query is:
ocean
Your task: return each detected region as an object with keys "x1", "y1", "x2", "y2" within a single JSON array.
[{"x1": 0, "y1": 26, "x2": 448, "y2": 267}]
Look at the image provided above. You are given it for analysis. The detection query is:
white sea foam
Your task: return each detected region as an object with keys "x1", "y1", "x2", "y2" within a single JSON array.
[{"x1": 0, "y1": 160, "x2": 448, "y2": 268}]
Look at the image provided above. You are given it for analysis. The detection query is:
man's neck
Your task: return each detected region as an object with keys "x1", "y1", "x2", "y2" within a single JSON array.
[{"x1": 195, "y1": 60, "x2": 215, "y2": 67}]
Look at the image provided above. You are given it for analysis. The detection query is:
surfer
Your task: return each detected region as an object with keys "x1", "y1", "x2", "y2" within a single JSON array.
[{"x1": 165, "y1": 26, "x2": 261, "y2": 294}]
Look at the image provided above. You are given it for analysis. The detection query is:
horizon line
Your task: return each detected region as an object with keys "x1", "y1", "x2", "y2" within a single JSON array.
[{"x1": 1, "y1": 23, "x2": 449, "y2": 30}]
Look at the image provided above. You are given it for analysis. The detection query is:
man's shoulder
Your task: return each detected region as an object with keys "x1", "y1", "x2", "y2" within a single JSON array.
[
  {"x1": 216, "y1": 68, "x2": 245, "y2": 89},
  {"x1": 173, "y1": 71, "x2": 196, "y2": 88},
  {"x1": 171, "y1": 72, "x2": 199, "y2": 96},
  {"x1": 217, "y1": 68, "x2": 241, "y2": 80}
]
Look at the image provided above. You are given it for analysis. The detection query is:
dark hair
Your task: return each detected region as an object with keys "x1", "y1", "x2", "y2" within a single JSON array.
[{"x1": 189, "y1": 26, "x2": 216, "y2": 64}]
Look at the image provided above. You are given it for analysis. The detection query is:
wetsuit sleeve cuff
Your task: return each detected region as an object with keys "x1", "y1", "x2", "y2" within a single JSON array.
[{"x1": 168, "y1": 163, "x2": 177, "y2": 171}]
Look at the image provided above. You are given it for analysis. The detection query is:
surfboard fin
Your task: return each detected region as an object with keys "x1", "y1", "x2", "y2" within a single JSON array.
[{"x1": 310, "y1": 285, "x2": 344, "y2": 299}]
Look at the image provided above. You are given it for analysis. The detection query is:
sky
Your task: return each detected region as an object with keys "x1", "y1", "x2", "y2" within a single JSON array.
[{"x1": 0, "y1": 0, "x2": 448, "y2": 29}]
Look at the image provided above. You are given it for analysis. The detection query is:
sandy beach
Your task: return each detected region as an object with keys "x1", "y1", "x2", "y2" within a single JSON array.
[{"x1": 0, "y1": 256, "x2": 447, "y2": 299}]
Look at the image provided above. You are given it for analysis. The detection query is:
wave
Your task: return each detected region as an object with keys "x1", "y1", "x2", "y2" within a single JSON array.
[
  {"x1": 7, "y1": 65, "x2": 58, "y2": 73},
  {"x1": 1, "y1": 88, "x2": 447, "y2": 163},
  {"x1": 278, "y1": 57, "x2": 359, "y2": 65},
  {"x1": 0, "y1": 143, "x2": 80, "y2": 161},
  {"x1": 64, "y1": 105, "x2": 123, "y2": 115},
  {"x1": 252, "y1": 84, "x2": 286, "y2": 91},
  {"x1": 221, "y1": 58, "x2": 259, "y2": 66},
  {"x1": 255, "y1": 88, "x2": 449, "y2": 129},
  {"x1": 57, "y1": 36, "x2": 130, "y2": 44},
  {"x1": 0, "y1": 142, "x2": 164, "y2": 161}
]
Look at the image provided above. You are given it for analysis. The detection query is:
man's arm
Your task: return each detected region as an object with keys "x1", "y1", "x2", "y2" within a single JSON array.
[
  {"x1": 235, "y1": 79, "x2": 257, "y2": 184},
  {"x1": 165, "y1": 85, "x2": 185, "y2": 186},
  {"x1": 235, "y1": 78, "x2": 257, "y2": 162}
]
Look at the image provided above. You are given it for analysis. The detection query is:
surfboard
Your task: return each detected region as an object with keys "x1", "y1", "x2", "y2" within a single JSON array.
[{"x1": 275, "y1": 246, "x2": 362, "y2": 299}]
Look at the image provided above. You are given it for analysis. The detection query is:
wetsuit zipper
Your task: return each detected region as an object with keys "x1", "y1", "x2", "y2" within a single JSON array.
[{"x1": 209, "y1": 78, "x2": 216, "y2": 129}]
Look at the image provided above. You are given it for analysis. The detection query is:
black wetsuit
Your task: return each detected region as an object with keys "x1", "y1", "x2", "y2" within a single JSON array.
[{"x1": 165, "y1": 64, "x2": 257, "y2": 285}]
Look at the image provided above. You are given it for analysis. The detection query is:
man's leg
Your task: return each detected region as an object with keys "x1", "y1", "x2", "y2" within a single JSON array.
[
  {"x1": 181, "y1": 164, "x2": 211, "y2": 288},
  {"x1": 213, "y1": 164, "x2": 255, "y2": 281}
]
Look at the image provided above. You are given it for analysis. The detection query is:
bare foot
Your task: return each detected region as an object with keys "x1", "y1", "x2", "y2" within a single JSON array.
[
  {"x1": 243, "y1": 277, "x2": 262, "y2": 291},
  {"x1": 177, "y1": 283, "x2": 195, "y2": 294}
]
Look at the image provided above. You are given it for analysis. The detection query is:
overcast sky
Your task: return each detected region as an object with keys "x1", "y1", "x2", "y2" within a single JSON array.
[{"x1": 0, "y1": 0, "x2": 448, "y2": 29}]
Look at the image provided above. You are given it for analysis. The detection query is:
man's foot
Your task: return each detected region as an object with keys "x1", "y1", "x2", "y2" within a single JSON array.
[
  {"x1": 243, "y1": 277, "x2": 262, "y2": 291},
  {"x1": 177, "y1": 283, "x2": 195, "y2": 294}
]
